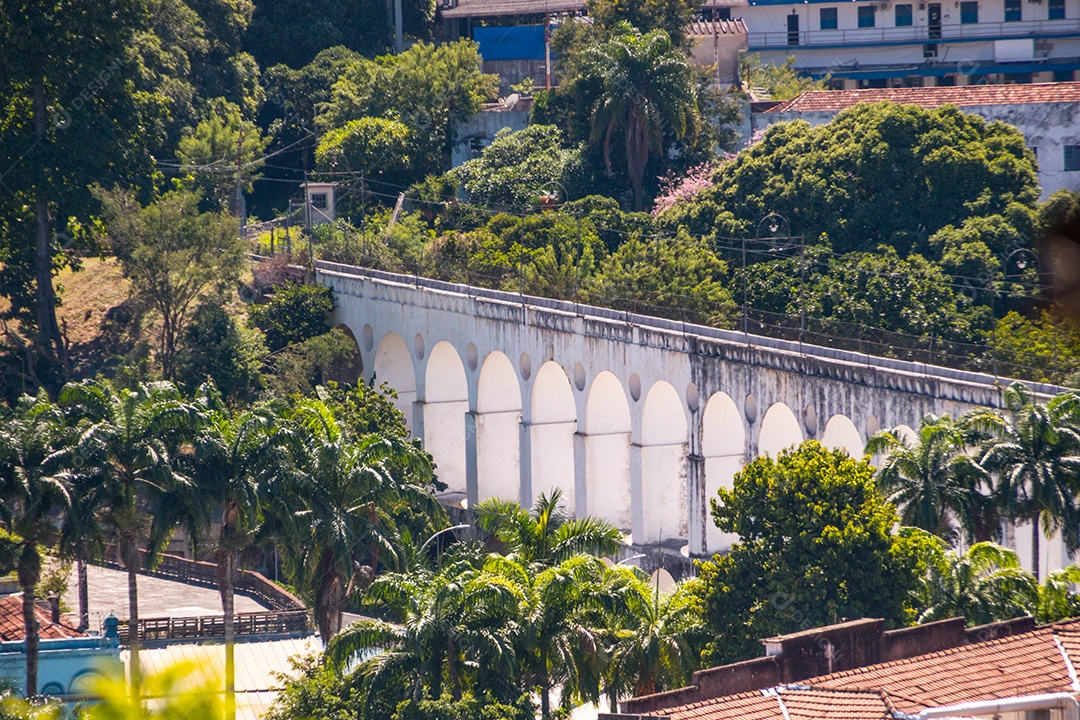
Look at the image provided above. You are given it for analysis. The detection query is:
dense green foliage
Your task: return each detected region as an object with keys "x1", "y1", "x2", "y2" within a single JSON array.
[
  {"x1": 247, "y1": 282, "x2": 335, "y2": 352},
  {"x1": 696, "y1": 442, "x2": 933, "y2": 665}
]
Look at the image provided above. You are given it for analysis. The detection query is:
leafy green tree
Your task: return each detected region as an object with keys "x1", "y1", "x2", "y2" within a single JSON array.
[
  {"x1": 663, "y1": 103, "x2": 1040, "y2": 257},
  {"x1": 988, "y1": 311, "x2": 1080, "y2": 385},
  {"x1": 475, "y1": 489, "x2": 623, "y2": 568},
  {"x1": 175, "y1": 300, "x2": 267, "y2": 404},
  {"x1": 248, "y1": 282, "x2": 335, "y2": 352},
  {"x1": 1034, "y1": 564, "x2": 1080, "y2": 623},
  {"x1": 604, "y1": 570, "x2": 704, "y2": 701},
  {"x1": 316, "y1": 117, "x2": 418, "y2": 188},
  {"x1": 966, "y1": 383, "x2": 1080, "y2": 579},
  {"x1": 0, "y1": 0, "x2": 157, "y2": 378},
  {"x1": 587, "y1": 233, "x2": 734, "y2": 326},
  {"x1": 319, "y1": 41, "x2": 497, "y2": 178},
  {"x1": 450, "y1": 125, "x2": 586, "y2": 210},
  {"x1": 282, "y1": 400, "x2": 445, "y2": 640},
  {"x1": 94, "y1": 187, "x2": 246, "y2": 378},
  {"x1": 738, "y1": 54, "x2": 828, "y2": 100},
  {"x1": 696, "y1": 441, "x2": 931, "y2": 665},
  {"x1": 0, "y1": 391, "x2": 71, "y2": 696},
  {"x1": 264, "y1": 654, "x2": 361, "y2": 720},
  {"x1": 866, "y1": 414, "x2": 994, "y2": 543},
  {"x1": 586, "y1": 25, "x2": 695, "y2": 210},
  {"x1": 319, "y1": 381, "x2": 409, "y2": 440},
  {"x1": 585, "y1": 0, "x2": 704, "y2": 47},
  {"x1": 175, "y1": 99, "x2": 269, "y2": 213},
  {"x1": 58, "y1": 380, "x2": 203, "y2": 695}
]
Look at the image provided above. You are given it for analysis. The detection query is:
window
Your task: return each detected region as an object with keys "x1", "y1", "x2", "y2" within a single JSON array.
[
  {"x1": 1066, "y1": 145, "x2": 1080, "y2": 172},
  {"x1": 960, "y1": 1, "x2": 978, "y2": 23},
  {"x1": 1004, "y1": 71, "x2": 1032, "y2": 83},
  {"x1": 1050, "y1": 0, "x2": 1065, "y2": 19},
  {"x1": 858, "y1": 5, "x2": 876, "y2": 26},
  {"x1": 1004, "y1": 0, "x2": 1021, "y2": 21},
  {"x1": 923, "y1": 43, "x2": 939, "y2": 57},
  {"x1": 311, "y1": 192, "x2": 327, "y2": 210},
  {"x1": 716, "y1": 7, "x2": 732, "y2": 20},
  {"x1": 936, "y1": 74, "x2": 956, "y2": 86},
  {"x1": 1054, "y1": 69, "x2": 1075, "y2": 82},
  {"x1": 820, "y1": 7, "x2": 838, "y2": 29},
  {"x1": 895, "y1": 4, "x2": 913, "y2": 25}
]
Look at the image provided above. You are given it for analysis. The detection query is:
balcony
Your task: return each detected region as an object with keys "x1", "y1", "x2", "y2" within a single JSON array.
[{"x1": 747, "y1": 17, "x2": 1080, "y2": 49}]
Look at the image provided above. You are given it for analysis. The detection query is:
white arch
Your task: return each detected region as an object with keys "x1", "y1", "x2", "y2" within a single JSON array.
[
  {"x1": 423, "y1": 342, "x2": 468, "y2": 494},
  {"x1": 892, "y1": 424, "x2": 918, "y2": 445},
  {"x1": 757, "y1": 402, "x2": 803, "y2": 458},
  {"x1": 640, "y1": 382, "x2": 689, "y2": 543},
  {"x1": 373, "y1": 332, "x2": 416, "y2": 430},
  {"x1": 584, "y1": 371, "x2": 632, "y2": 529},
  {"x1": 820, "y1": 414, "x2": 864, "y2": 459},
  {"x1": 702, "y1": 392, "x2": 745, "y2": 553},
  {"x1": 477, "y1": 352, "x2": 522, "y2": 502},
  {"x1": 530, "y1": 361, "x2": 577, "y2": 511}
]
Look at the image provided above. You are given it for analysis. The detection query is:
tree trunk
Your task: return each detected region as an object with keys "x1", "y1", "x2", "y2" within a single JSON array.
[
  {"x1": 1032, "y1": 512, "x2": 1042, "y2": 582},
  {"x1": 540, "y1": 647, "x2": 550, "y2": 719},
  {"x1": 18, "y1": 543, "x2": 40, "y2": 698},
  {"x1": 447, "y1": 633, "x2": 460, "y2": 701},
  {"x1": 31, "y1": 79, "x2": 65, "y2": 370},
  {"x1": 125, "y1": 539, "x2": 142, "y2": 696},
  {"x1": 77, "y1": 556, "x2": 89, "y2": 631},
  {"x1": 222, "y1": 552, "x2": 236, "y2": 720}
]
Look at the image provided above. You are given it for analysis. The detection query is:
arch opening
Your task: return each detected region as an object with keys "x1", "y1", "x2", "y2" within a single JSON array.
[
  {"x1": 530, "y1": 361, "x2": 577, "y2": 511},
  {"x1": 639, "y1": 382, "x2": 690, "y2": 544},
  {"x1": 422, "y1": 341, "x2": 468, "y2": 494},
  {"x1": 373, "y1": 332, "x2": 416, "y2": 430},
  {"x1": 757, "y1": 402, "x2": 803, "y2": 459},
  {"x1": 701, "y1": 392, "x2": 746, "y2": 553},
  {"x1": 584, "y1": 371, "x2": 632, "y2": 529},
  {"x1": 476, "y1": 351, "x2": 523, "y2": 503},
  {"x1": 325, "y1": 324, "x2": 363, "y2": 385},
  {"x1": 820, "y1": 414, "x2": 864, "y2": 459}
]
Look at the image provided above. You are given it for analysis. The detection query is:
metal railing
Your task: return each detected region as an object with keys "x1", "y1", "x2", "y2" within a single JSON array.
[
  {"x1": 116, "y1": 610, "x2": 311, "y2": 644},
  {"x1": 748, "y1": 17, "x2": 1079, "y2": 48}
]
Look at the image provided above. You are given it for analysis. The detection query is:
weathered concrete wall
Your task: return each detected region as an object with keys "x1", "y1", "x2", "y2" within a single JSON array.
[
  {"x1": 317, "y1": 262, "x2": 1063, "y2": 559},
  {"x1": 752, "y1": 101, "x2": 1080, "y2": 198},
  {"x1": 451, "y1": 107, "x2": 531, "y2": 168}
]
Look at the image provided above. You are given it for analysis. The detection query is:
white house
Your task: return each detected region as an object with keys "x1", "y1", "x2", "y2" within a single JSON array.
[
  {"x1": 752, "y1": 81, "x2": 1080, "y2": 197},
  {"x1": 742, "y1": 0, "x2": 1080, "y2": 87}
]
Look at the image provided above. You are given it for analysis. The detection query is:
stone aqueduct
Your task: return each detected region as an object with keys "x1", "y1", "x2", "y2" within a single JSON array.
[{"x1": 316, "y1": 261, "x2": 1062, "y2": 560}]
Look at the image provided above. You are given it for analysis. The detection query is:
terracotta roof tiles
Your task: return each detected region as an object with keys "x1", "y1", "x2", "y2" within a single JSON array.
[
  {"x1": 766, "y1": 82, "x2": 1080, "y2": 113},
  {"x1": 0, "y1": 593, "x2": 86, "y2": 642},
  {"x1": 641, "y1": 619, "x2": 1080, "y2": 720}
]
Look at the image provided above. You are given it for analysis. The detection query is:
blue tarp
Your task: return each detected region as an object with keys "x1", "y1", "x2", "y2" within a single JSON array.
[{"x1": 473, "y1": 25, "x2": 546, "y2": 61}]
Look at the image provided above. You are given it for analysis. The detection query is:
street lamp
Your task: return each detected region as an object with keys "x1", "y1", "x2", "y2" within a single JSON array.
[{"x1": 419, "y1": 524, "x2": 471, "y2": 555}]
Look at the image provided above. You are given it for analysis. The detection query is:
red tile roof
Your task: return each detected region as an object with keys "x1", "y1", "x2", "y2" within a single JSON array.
[
  {"x1": 767, "y1": 82, "x2": 1080, "y2": 114},
  {"x1": 646, "y1": 619, "x2": 1080, "y2": 720},
  {"x1": 0, "y1": 593, "x2": 86, "y2": 641}
]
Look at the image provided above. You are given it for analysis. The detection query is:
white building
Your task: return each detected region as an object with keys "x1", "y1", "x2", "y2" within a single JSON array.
[
  {"x1": 752, "y1": 82, "x2": 1080, "y2": 196},
  {"x1": 742, "y1": 0, "x2": 1080, "y2": 87}
]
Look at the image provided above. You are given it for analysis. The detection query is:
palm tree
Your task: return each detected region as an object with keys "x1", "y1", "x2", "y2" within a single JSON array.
[
  {"x1": 1034, "y1": 564, "x2": 1080, "y2": 623},
  {"x1": 282, "y1": 399, "x2": 444, "y2": 641},
  {"x1": 966, "y1": 383, "x2": 1080, "y2": 579},
  {"x1": 489, "y1": 553, "x2": 612, "y2": 718},
  {"x1": 56, "y1": 474, "x2": 106, "y2": 632},
  {"x1": 58, "y1": 380, "x2": 203, "y2": 696},
  {"x1": 475, "y1": 489, "x2": 624, "y2": 569},
  {"x1": 586, "y1": 23, "x2": 695, "y2": 210},
  {"x1": 0, "y1": 390, "x2": 71, "y2": 697},
  {"x1": 916, "y1": 541, "x2": 1037, "y2": 626},
  {"x1": 326, "y1": 544, "x2": 522, "y2": 711},
  {"x1": 866, "y1": 414, "x2": 993, "y2": 543},
  {"x1": 190, "y1": 393, "x2": 285, "y2": 720},
  {"x1": 603, "y1": 568, "x2": 704, "y2": 702}
]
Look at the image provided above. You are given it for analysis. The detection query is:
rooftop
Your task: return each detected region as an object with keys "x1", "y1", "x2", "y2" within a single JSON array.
[
  {"x1": 0, "y1": 593, "x2": 85, "y2": 642},
  {"x1": 616, "y1": 617, "x2": 1080, "y2": 720},
  {"x1": 688, "y1": 18, "x2": 748, "y2": 36},
  {"x1": 766, "y1": 81, "x2": 1080, "y2": 113},
  {"x1": 440, "y1": 0, "x2": 746, "y2": 19}
]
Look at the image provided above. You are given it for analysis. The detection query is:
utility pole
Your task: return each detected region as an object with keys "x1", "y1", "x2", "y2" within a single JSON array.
[
  {"x1": 395, "y1": 0, "x2": 404, "y2": 53},
  {"x1": 544, "y1": 13, "x2": 552, "y2": 90},
  {"x1": 235, "y1": 126, "x2": 245, "y2": 237}
]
